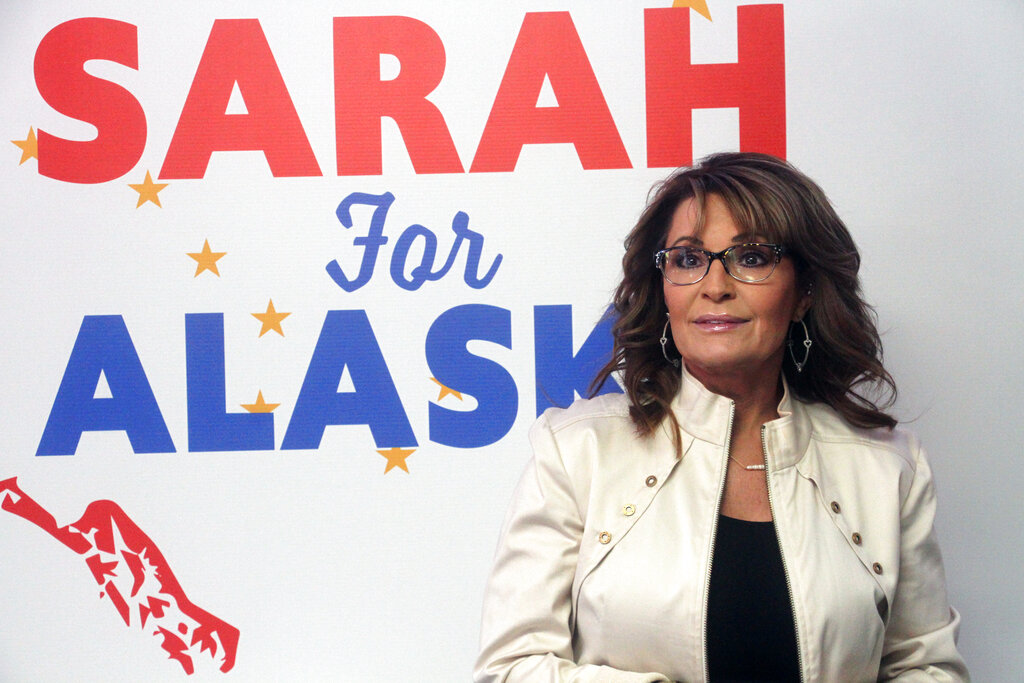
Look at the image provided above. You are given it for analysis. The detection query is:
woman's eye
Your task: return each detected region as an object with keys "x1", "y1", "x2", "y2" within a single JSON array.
[
  {"x1": 674, "y1": 249, "x2": 705, "y2": 269},
  {"x1": 735, "y1": 246, "x2": 771, "y2": 267}
]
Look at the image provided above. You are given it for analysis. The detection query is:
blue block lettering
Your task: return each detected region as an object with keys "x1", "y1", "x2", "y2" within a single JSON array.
[
  {"x1": 282, "y1": 310, "x2": 416, "y2": 449},
  {"x1": 534, "y1": 305, "x2": 622, "y2": 415},
  {"x1": 37, "y1": 315, "x2": 175, "y2": 455},
  {"x1": 426, "y1": 304, "x2": 517, "y2": 448},
  {"x1": 185, "y1": 313, "x2": 274, "y2": 452}
]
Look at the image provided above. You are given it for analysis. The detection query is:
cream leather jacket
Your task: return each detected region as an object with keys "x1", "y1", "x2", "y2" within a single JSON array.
[{"x1": 475, "y1": 370, "x2": 968, "y2": 682}]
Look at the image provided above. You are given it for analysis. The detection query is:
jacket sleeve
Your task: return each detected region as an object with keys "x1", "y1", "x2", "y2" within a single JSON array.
[
  {"x1": 878, "y1": 442, "x2": 970, "y2": 681},
  {"x1": 474, "y1": 413, "x2": 672, "y2": 683}
]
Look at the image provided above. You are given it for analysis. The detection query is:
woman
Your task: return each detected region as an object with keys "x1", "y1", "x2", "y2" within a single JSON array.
[{"x1": 475, "y1": 153, "x2": 968, "y2": 682}]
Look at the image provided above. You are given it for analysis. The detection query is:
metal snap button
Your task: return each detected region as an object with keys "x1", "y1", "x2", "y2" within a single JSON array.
[
  {"x1": 830, "y1": 501, "x2": 841, "y2": 514},
  {"x1": 852, "y1": 532, "x2": 862, "y2": 545},
  {"x1": 872, "y1": 562, "x2": 883, "y2": 575},
  {"x1": 622, "y1": 504, "x2": 636, "y2": 516},
  {"x1": 598, "y1": 531, "x2": 612, "y2": 544},
  {"x1": 645, "y1": 475, "x2": 657, "y2": 487}
]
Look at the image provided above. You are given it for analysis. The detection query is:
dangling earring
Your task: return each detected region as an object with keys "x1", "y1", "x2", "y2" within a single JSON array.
[
  {"x1": 661, "y1": 314, "x2": 680, "y2": 368},
  {"x1": 788, "y1": 318, "x2": 812, "y2": 373}
]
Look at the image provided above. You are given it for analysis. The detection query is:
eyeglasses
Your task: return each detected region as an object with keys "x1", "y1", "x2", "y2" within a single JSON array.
[{"x1": 654, "y1": 243, "x2": 787, "y2": 285}]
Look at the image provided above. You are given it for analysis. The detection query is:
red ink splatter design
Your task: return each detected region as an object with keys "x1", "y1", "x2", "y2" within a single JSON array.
[{"x1": 1, "y1": 477, "x2": 239, "y2": 675}]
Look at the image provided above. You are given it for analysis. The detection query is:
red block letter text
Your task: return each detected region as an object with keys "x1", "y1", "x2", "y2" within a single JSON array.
[
  {"x1": 34, "y1": 18, "x2": 146, "y2": 184},
  {"x1": 645, "y1": 5, "x2": 786, "y2": 167},
  {"x1": 333, "y1": 16, "x2": 462, "y2": 175},
  {"x1": 160, "y1": 19, "x2": 321, "y2": 179},
  {"x1": 471, "y1": 12, "x2": 630, "y2": 172}
]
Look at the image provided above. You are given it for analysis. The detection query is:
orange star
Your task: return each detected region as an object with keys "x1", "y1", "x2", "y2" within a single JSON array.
[
  {"x1": 430, "y1": 377, "x2": 463, "y2": 401},
  {"x1": 241, "y1": 391, "x2": 279, "y2": 413},
  {"x1": 11, "y1": 127, "x2": 37, "y2": 165},
  {"x1": 129, "y1": 170, "x2": 168, "y2": 208},
  {"x1": 252, "y1": 299, "x2": 290, "y2": 337},
  {"x1": 377, "y1": 447, "x2": 415, "y2": 474},
  {"x1": 673, "y1": 0, "x2": 712, "y2": 21},
  {"x1": 187, "y1": 239, "x2": 227, "y2": 277}
]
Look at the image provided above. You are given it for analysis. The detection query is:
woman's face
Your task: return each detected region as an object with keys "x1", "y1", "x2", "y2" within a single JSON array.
[{"x1": 662, "y1": 194, "x2": 810, "y2": 386}]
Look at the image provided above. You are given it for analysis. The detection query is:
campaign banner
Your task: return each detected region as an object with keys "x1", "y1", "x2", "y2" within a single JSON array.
[{"x1": 2, "y1": 1, "x2": 1018, "y2": 680}]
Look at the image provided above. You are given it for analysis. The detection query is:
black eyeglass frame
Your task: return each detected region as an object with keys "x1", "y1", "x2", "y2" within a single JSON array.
[{"x1": 654, "y1": 243, "x2": 788, "y2": 285}]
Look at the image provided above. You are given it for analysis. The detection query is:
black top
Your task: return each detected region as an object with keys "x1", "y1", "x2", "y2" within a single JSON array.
[{"x1": 706, "y1": 515, "x2": 800, "y2": 682}]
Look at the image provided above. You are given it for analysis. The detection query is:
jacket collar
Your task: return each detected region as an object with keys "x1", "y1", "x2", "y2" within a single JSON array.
[{"x1": 669, "y1": 364, "x2": 812, "y2": 471}]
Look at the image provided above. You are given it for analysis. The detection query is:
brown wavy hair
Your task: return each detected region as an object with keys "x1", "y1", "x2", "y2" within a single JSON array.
[{"x1": 592, "y1": 152, "x2": 897, "y2": 452}]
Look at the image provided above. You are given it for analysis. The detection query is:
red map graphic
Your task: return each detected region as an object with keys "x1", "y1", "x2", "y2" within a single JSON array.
[{"x1": 1, "y1": 477, "x2": 239, "y2": 675}]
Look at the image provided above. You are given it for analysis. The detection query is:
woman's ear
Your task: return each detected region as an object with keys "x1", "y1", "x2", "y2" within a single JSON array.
[{"x1": 794, "y1": 282, "x2": 813, "y2": 321}]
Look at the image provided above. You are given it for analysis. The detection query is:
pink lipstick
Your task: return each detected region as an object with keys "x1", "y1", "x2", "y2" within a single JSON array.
[{"x1": 693, "y1": 314, "x2": 747, "y2": 332}]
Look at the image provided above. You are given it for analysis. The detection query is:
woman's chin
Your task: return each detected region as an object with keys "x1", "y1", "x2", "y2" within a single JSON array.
[{"x1": 683, "y1": 354, "x2": 783, "y2": 384}]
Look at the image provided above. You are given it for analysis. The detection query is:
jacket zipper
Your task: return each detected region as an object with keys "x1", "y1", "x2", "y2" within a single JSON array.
[
  {"x1": 701, "y1": 402, "x2": 734, "y2": 683},
  {"x1": 763, "y1": 424, "x2": 806, "y2": 683}
]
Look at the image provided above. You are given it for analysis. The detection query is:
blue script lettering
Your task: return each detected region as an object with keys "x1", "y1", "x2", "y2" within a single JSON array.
[{"x1": 326, "y1": 191, "x2": 502, "y2": 291}]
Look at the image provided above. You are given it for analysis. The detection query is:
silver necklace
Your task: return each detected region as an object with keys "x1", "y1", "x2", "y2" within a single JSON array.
[{"x1": 728, "y1": 455, "x2": 766, "y2": 471}]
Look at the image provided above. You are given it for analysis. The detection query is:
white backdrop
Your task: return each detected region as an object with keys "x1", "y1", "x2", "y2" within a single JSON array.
[{"x1": 1, "y1": 1, "x2": 1021, "y2": 680}]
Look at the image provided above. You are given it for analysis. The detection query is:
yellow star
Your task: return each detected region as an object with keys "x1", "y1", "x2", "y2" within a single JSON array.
[
  {"x1": 377, "y1": 447, "x2": 415, "y2": 474},
  {"x1": 430, "y1": 377, "x2": 463, "y2": 401},
  {"x1": 252, "y1": 299, "x2": 290, "y2": 337},
  {"x1": 241, "y1": 390, "x2": 279, "y2": 413},
  {"x1": 128, "y1": 170, "x2": 169, "y2": 208},
  {"x1": 673, "y1": 0, "x2": 712, "y2": 21},
  {"x1": 187, "y1": 239, "x2": 227, "y2": 277},
  {"x1": 11, "y1": 127, "x2": 38, "y2": 165}
]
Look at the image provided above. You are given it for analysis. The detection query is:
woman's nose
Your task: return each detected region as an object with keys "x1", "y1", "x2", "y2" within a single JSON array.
[{"x1": 700, "y1": 258, "x2": 735, "y2": 299}]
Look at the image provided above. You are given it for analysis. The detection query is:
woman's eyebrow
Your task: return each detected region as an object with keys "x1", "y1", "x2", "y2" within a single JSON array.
[
  {"x1": 668, "y1": 234, "x2": 765, "y2": 247},
  {"x1": 732, "y1": 234, "x2": 766, "y2": 243}
]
